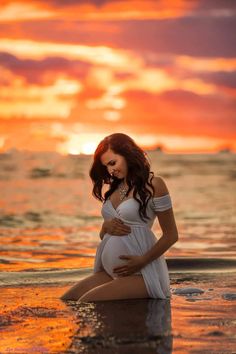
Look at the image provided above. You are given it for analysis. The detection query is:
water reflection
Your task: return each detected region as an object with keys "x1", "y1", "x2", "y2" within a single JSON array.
[{"x1": 66, "y1": 298, "x2": 172, "y2": 354}]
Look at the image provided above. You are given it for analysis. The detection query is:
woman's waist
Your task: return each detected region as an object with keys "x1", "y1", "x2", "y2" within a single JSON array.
[
  {"x1": 103, "y1": 226, "x2": 156, "y2": 240},
  {"x1": 103, "y1": 218, "x2": 151, "y2": 229}
]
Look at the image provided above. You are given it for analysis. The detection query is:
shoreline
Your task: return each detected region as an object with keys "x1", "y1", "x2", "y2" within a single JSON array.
[{"x1": 1, "y1": 257, "x2": 235, "y2": 288}]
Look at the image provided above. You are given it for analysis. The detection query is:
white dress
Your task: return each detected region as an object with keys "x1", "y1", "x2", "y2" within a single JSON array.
[{"x1": 93, "y1": 194, "x2": 172, "y2": 299}]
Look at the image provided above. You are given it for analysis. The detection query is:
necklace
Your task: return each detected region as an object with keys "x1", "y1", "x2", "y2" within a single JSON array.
[{"x1": 118, "y1": 181, "x2": 129, "y2": 201}]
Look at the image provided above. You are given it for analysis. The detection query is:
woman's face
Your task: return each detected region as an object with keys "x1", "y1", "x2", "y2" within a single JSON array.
[{"x1": 100, "y1": 148, "x2": 128, "y2": 180}]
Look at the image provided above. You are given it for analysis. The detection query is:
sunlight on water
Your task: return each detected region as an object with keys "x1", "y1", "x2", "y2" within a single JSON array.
[
  {"x1": 0, "y1": 151, "x2": 235, "y2": 275},
  {"x1": 0, "y1": 151, "x2": 235, "y2": 353}
]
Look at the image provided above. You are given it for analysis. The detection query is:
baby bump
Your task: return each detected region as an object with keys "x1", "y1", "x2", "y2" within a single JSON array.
[{"x1": 101, "y1": 236, "x2": 132, "y2": 278}]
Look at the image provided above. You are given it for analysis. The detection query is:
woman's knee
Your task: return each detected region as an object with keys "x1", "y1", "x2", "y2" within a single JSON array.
[
  {"x1": 60, "y1": 271, "x2": 112, "y2": 301},
  {"x1": 78, "y1": 288, "x2": 99, "y2": 302},
  {"x1": 78, "y1": 275, "x2": 149, "y2": 302}
]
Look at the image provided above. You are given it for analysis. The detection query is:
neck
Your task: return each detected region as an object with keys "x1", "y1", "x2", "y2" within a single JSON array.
[
  {"x1": 121, "y1": 179, "x2": 133, "y2": 191},
  {"x1": 122, "y1": 178, "x2": 128, "y2": 186}
]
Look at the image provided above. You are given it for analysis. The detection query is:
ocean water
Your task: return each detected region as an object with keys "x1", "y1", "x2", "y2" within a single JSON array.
[
  {"x1": 1, "y1": 150, "x2": 236, "y2": 354},
  {"x1": 0, "y1": 150, "x2": 235, "y2": 284}
]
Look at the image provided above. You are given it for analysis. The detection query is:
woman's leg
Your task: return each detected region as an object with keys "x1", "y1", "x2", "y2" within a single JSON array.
[
  {"x1": 78, "y1": 275, "x2": 149, "y2": 302},
  {"x1": 60, "y1": 271, "x2": 113, "y2": 301}
]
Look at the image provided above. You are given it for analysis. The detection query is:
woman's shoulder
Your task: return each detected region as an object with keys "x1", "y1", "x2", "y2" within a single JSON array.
[{"x1": 149, "y1": 174, "x2": 169, "y2": 198}]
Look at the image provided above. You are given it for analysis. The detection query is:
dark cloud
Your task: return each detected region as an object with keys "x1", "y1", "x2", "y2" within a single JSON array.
[
  {"x1": 198, "y1": 71, "x2": 236, "y2": 89},
  {"x1": 0, "y1": 20, "x2": 121, "y2": 45},
  {"x1": 196, "y1": 0, "x2": 236, "y2": 11},
  {"x1": 0, "y1": 0, "x2": 111, "y2": 7},
  {"x1": 25, "y1": 0, "x2": 236, "y2": 12},
  {"x1": 121, "y1": 89, "x2": 236, "y2": 138},
  {"x1": 50, "y1": 0, "x2": 109, "y2": 6},
  {"x1": 0, "y1": 14, "x2": 235, "y2": 57},
  {"x1": 120, "y1": 17, "x2": 236, "y2": 58},
  {"x1": 0, "y1": 52, "x2": 91, "y2": 84},
  {"x1": 0, "y1": 52, "x2": 69, "y2": 70}
]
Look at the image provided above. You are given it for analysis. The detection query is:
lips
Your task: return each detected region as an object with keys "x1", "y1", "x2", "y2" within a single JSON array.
[{"x1": 112, "y1": 171, "x2": 119, "y2": 177}]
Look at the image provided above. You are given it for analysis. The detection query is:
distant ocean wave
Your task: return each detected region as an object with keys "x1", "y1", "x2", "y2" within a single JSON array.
[
  {"x1": 0, "y1": 258, "x2": 235, "y2": 287},
  {"x1": 0, "y1": 151, "x2": 235, "y2": 273},
  {"x1": 0, "y1": 268, "x2": 92, "y2": 286},
  {"x1": 0, "y1": 212, "x2": 101, "y2": 228}
]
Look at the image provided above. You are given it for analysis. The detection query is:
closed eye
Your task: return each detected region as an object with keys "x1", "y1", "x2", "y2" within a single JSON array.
[{"x1": 101, "y1": 160, "x2": 116, "y2": 167}]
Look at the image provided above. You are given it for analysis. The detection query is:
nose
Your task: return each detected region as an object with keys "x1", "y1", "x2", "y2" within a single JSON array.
[{"x1": 108, "y1": 167, "x2": 115, "y2": 176}]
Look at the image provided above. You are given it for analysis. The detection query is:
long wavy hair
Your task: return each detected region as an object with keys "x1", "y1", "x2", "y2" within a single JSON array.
[{"x1": 89, "y1": 133, "x2": 155, "y2": 221}]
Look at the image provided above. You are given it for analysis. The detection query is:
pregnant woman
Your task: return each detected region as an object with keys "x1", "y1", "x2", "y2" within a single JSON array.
[{"x1": 61, "y1": 133, "x2": 178, "y2": 302}]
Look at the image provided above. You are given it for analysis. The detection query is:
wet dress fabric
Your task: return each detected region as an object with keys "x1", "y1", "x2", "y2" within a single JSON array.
[{"x1": 93, "y1": 194, "x2": 172, "y2": 299}]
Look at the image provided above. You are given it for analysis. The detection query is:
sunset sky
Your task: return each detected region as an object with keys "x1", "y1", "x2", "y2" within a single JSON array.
[{"x1": 0, "y1": 0, "x2": 235, "y2": 154}]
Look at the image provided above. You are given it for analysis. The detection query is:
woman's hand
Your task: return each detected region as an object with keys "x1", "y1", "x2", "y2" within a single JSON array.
[
  {"x1": 113, "y1": 255, "x2": 147, "y2": 276},
  {"x1": 103, "y1": 218, "x2": 131, "y2": 236}
]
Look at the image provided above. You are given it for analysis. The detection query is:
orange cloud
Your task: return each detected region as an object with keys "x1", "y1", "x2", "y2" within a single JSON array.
[
  {"x1": 176, "y1": 56, "x2": 236, "y2": 73},
  {"x1": 0, "y1": 1, "x2": 235, "y2": 153},
  {"x1": 0, "y1": 1, "x2": 53, "y2": 22},
  {"x1": 0, "y1": 39, "x2": 142, "y2": 69},
  {"x1": 0, "y1": 0, "x2": 196, "y2": 22},
  {"x1": 0, "y1": 67, "x2": 82, "y2": 119}
]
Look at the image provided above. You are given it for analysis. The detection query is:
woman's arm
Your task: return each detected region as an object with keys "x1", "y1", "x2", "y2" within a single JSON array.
[
  {"x1": 143, "y1": 208, "x2": 178, "y2": 265},
  {"x1": 99, "y1": 223, "x2": 107, "y2": 240},
  {"x1": 143, "y1": 176, "x2": 178, "y2": 265}
]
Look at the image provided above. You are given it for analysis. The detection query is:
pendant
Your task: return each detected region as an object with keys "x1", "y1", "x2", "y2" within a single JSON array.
[{"x1": 118, "y1": 182, "x2": 128, "y2": 201}]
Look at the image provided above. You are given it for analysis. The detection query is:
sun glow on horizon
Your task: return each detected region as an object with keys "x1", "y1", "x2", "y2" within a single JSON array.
[
  {"x1": 55, "y1": 132, "x2": 105, "y2": 155},
  {"x1": 52, "y1": 129, "x2": 236, "y2": 156},
  {"x1": 81, "y1": 141, "x2": 97, "y2": 155},
  {"x1": 0, "y1": 1, "x2": 235, "y2": 154}
]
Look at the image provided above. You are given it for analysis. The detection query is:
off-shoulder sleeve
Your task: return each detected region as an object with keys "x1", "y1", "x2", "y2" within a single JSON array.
[{"x1": 151, "y1": 194, "x2": 172, "y2": 212}]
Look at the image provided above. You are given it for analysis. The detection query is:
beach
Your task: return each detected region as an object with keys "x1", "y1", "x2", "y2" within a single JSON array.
[{"x1": 0, "y1": 151, "x2": 235, "y2": 353}]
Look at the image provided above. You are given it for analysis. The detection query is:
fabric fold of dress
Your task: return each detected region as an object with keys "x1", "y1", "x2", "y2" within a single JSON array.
[{"x1": 93, "y1": 194, "x2": 172, "y2": 299}]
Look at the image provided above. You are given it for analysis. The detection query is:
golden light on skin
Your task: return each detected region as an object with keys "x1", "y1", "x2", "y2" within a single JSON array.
[
  {"x1": 177, "y1": 56, "x2": 236, "y2": 72},
  {"x1": 0, "y1": 39, "x2": 142, "y2": 70},
  {"x1": 0, "y1": 77, "x2": 82, "y2": 119}
]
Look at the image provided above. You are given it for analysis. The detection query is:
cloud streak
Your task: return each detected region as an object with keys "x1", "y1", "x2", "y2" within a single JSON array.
[{"x1": 0, "y1": 0, "x2": 235, "y2": 152}]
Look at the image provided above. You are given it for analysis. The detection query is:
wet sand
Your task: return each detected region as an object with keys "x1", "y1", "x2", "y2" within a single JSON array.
[{"x1": 0, "y1": 270, "x2": 235, "y2": 354}]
